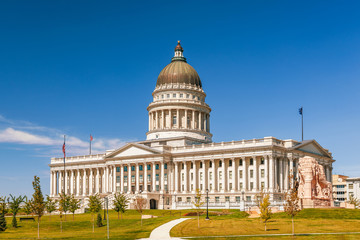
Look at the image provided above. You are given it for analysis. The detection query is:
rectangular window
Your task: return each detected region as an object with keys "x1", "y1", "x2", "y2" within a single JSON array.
[
  {"x1": 161, "y1": 95, "x2": 164, "y2": 99},
  {"x1": 131, "y1": 175, "x2": 135, "y2": 183},
  {"x1": 210, "y1": 161, "x2": 212, "y2": 168},
  {"x1": 236, "y1": 196, "x2": 240, "y2": 202},
  {"x1": 182, "y1": 163, "x2": 184, "y2": 169},
  {"x1": 246, "y1": 196, "x2": 251, "y2": 202},
  {"x1": 250, "y1": 158, "x2": 254, "y2": 165},
  {"x1": 240, "y1": 182, "x2": 243, "y2": 189},
  {"x1": 131, "y1": 166, "x2": 135, "y2": 171},
  {"x1": 200, "y1": 162, "x2": 203, "y2": 168},
  {"x1": 124, "y1": 186, "x2": 128, "y2": 193},
  {"x1": 200, "y1": 172, "x2": 203, "y2": 181},
  {"x1": 116, "y1": 176, "x2": 120, "y2": 183},
  {"x1": 239, "y1": 170, "x2": 243, "y2": 178},
  {"x1": 147, "y1": 164, "x2": 151, "y2": 170},
  {"x1": 156, "y1": 174, "x2": 159, "y2": 181},
  {"x1": 219, "y1": 160, "x2": 222, "y2": 167},
  {"x1": 191, "y1": 162, "x2": 193, "y2": 169},
  {"x1": 225, "y1": 196, "x2": 230, "y2": 202},
  {"x1": 186, "y1": 94, "x2": 190, "y2": 98},
  {"x1": 187, "y1": 197, "x2": 191, "y2": 203},
  {"x1": 260, "y1": 158, "x2": 265, "y2": 165},
  {"x1": 261, "y1": 182, "x2": 265, "y2": 189},
  {"x1": 156, "y1": 164, "x2": 159, "y2": 170},
  {"x1": 191, "y1": 184, "x2": 193, "y2": 191},
  {"x1": 250, "y1": 170, "x2": 254, "y2": 178},
  {"x1": 164, "y1": 173, "x2": 168, "y2": 181},
  {"x1": 250, "y1": 182, "x2": 254, "y2": 190},
  {"x1": 178, "y1": 197, "x2": 182, "y2": 202},
  {"x1": 219, "y1": 171, "x2": 222, "y2": 181},
  {"x1": 349, "y1": 184, "x2": 354, "y2": 189},
  {"x1": 182, "y1": 173, "x2": 184, "y2": 181},
  {"x1": 164, "y1": 163, "x2": 167, "y2": 169},
  {"x1": 191, "y1": 173, "x2": 193, "y2": 181},
  {"x1": 166, "y1": 197, "x2": 170, "y2": 205},
  {"x1": 192, "y1": 95, "x2": 196, "y2": 99},
  {"x1": 167, "y1": 94, "x2": 170, "y2": 98},
  {"x1": 229, "y1": 160, "x2": 232, "y2": 167},
  {"x1": 147, "y1": 174, "x2": 151, "y2": 182},
  {"x1": 173, "y1": 116, "x2": 177, "y2": 125},
  {"x1": 180, "y1": 94, "x2": 183, "y2": 98},
  {"x1": 124, "y1": 166, "x2": 128, "y2": 172},
  {"x1": 139, "y1": 165, "x2": 143, "y2": 171},
  {"x1": 124, "y1": 176, "x2": 128, "y2": 182},
  {"x1": 156, "y1": 185, "x2": 159, "y2": 191},
  {"x1": 165, "y1": 185, "x2": 168, "y2": 192},
  {"x1": 173, "y1": 93, "x2": 176, "y2": 98},
  {"x1": 261, "y1": 169, "x2": 265, "y2": 178},
  {"x1": 210, "y1": 183, "x2": 212, "y2": 190},
  {"x1": 140, "y1": 175, "x2": 143, "y2": 183},
  {"x1": 239, "y1": 159, "x2": 243, "y2": 166},
  {"x1": 229, "y1": 171, "x2": 232, "y2": 180},
  {"x1": 116, "y1": 167, "x2": 120, "y2": 172},
  {"x1": 209, "y1": 172, "x2": 213, "y2": 180},
  {"x1": 219, "y1": 183, "x2": 222, "y2": 190},
  {"x1": 200, "y1": 184, "x2": 203, "y2": 190},
  {"x1": 229, "y1": 183, "x2": 232, "y2": 190},
  {"x1": 215, "y1": 197, "x2": 220, "y2": 203}
]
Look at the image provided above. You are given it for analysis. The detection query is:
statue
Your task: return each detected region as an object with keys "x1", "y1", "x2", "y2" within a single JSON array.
[{"x1": 297, "y1": 156, "x2": 332, "y2": 208}]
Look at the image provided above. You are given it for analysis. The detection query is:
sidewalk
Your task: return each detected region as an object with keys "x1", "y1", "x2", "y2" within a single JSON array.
[{"x1": 140, "y1": 218, "x2": 190, "y2": 240}]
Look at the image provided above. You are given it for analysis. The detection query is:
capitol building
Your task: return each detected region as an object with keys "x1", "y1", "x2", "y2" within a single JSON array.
[{"x1": 49, "y1": 42, "x2": 335, "y2": 209}]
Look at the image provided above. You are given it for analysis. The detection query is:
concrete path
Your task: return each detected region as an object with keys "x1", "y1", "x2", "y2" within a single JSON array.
[{"x1": 141, "y1": 218, "x2": 190, "y2": 240}]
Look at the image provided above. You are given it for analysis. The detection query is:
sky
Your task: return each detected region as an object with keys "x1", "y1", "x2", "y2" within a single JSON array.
[{"x1": 0, "y1": 0, "x2": 359, "y2": 197}]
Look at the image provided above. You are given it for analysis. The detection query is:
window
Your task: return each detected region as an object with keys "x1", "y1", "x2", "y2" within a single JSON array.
[
  {"x1": 239, "y1": 159, "x2": 243, "y2": 166},
  {"x1": 182, "y1": 173, "x2": 184, "y2": 181},
  {"x1": 131, "y1": 166, "x2": 135, "y2": 171},
  {"x1": 161, "y1": 95, "x2": 164, "y2": 99},
  {"x1": 260, "y1": 158, "x2": 265, "y2": 165},
  {"x1": 116, "y1": 176, "x2": 120, "y2": 183},
  {"x1": 250, "y1": 158, "x2": 253, "y2": 165},
  {"x1": 236, "y1": 196, "x2": 240, "y2": 202},
  {"x1": 210, "y1": 161, "x2": 212, "y2": 168},
  {"x1": 173, "y1": 116, "x2": 177, "y2": 125},
  {"x1": 210, "y1": 184, "x2": 212, "y2": 190},
  {"x1": 250, "y1": 170, "x2": 254, "y2": 178},
  {"x1": 147, "y1": 164, "x2": 151, "y2": 170},
  {"x1": 229, "y1": 183, "x2": 232, "y2": 190},
  {"x1": 250, "y1": 182, "x2": 253, "y2": 190},
  {"x1": 209, "y1": 172, "x2": 213, "y2": 180},
  {"x1": 193, "y1": 95, "x2": 196, "y2": 99},
  {"x1": 261, "y1": 169, "x2": 265, "y2": 178},
  {"x1": 187, "y1": 197, "x2": 191, "y2": 203},
  {"x1": 124, "y1": 186, "x2": 128, "y2": 193},
  {"x1": 182, "y1": 163, "x2": 184, "y2": 169},
  {"x1": 140, "y1": 175, "x2": 143, "y2": 183},
  {"x1": 186, "y1": 94, "x2": 190, "y2": 98},
  {"x1": 116, "y1": 167, "x2": 120, "y2": 172},
  {"x1": 131, "y1": 175, "x2": 135, "y2": 183},
  {"x1": 164, "y1": 163, "x2": 167, "y2": 169},
  {"x1": 166, "y1": 197, "x2": 170, "y2": 205},
  {"x1": 229, "y1": 160, "x2": 232, "y2": 167},
  {"x1": 261, "y1": 182, "x2": 265, "y2": 189},
  {"x1": 147, "y1": 174, "x2": 151, "y2": 182},
  {"x1": 225, "y1": 196, "x2": 230, "y2": 202},
  {"x1": 229, "y1": 171, "x2": 232, "y2": 180},
  {"x1": 239, "y1": 170, "x2": 243, "y2": 178},
  {"x1": 219, "y1": 160, "x2": 222, "y2": 167},
  {"x1": 173, "y1": 93, "x2": 176, "y2": 98},
  {"x1": 200, "y1": 184, "x2": 203, "y2": 190},
  {"x1": 180, "y1": 93, "x2": 183, "y2": 98},
  {"x1": 197, "y1": 96, "x2": 200, "y2": 100},
  {"x1": 156, "y1": 164, "x2": 159, "y2": 170},
  {"x1": 219, "y1": 171, "x2": 222, "y2": 180},
  {"x1": 165, "y1": 185, "x2": 168, "y2": 192},
  {"x1": 177, "y1": 197, "x2": 182, "y2": 202},
  {"x1": 200, "y1": 172, "x2": 203, "y2": 181},
  {"x1": 139, "y1": 165, "x2": 143, "y2": 171},
  {"x1": 191, "y1": 173, "x2": 193, "y2": 181},
  {"x1": 167, "y1": 94, "x2": 170, "y2": 98},
  {"x1": 200, "y1": 162, "x2": 203, "y2": 168},
  {"x1": 215, "y1": 197, "x2": 220, "y2": 203},
  {"x1": 219, "y1": 183, "x2": 222, "y2": 190},
  {"x1": 349, "y1": 184, "x2": 354, "y2": 189},
  {"x1": 191, "y1": 162, "x2": 193, "y2": 169},
  {"x1": 164, "y1": 173, "x2": 168, "y2": 181},
  {"x1": 156, "y1": 174, "x2": 159, "y2": 181},
  {"x1": 191, "y1": 184, "x2": 193, "y2": 191},
  {"x1": 124, "y1": 166, "x2": 128, "y2": 172},
  {"x1": 156, "y1": 185, "x2": 159, "y2": 191},
  {"x1": 240, "y1": 182, "x2": 243, "y2": 189},
  {"x1": 246, "y1": 196, "x2": 251, "y2": 202}
]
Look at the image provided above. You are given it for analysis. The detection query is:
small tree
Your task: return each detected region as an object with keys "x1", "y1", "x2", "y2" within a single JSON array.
[
  {"x1": 134, "y1": 196, "x2": 146, "y2": 226},
  {"x1": 59, "y1": 193, "x2": 71, "y2": 221},
  {"x1": 31, "y1": 176, "x2": 46, "y2": 239},
  {"x1": 88, "y1": 194, "x2": 102, "y2": 233},
  {"x1": 45, "y1": 196, "x2": 57, "y2": 221},
  {"x1": 349, "y1": 195, "x2": 360, "y2": 209},
  {"x1": 23, "y1": 199, "x2": 33, "y2": 216},
  {"x1": 8, "y1": 194, "x2": 26, "y2": 228},
  {"x1": 69, "y1": 195, "x2": 81, "y2": 220},
  {"x1": 284, "y1": 176, "x2": 301, "y2": 235},
  {"x1": 96, "y1": 213, "x2": 103, "y2": 227},
  {"x1": 0, "y1": 212, "x2": 6, "y2": 232},
  {"x1": 113, "y1": 193, "x2": 129, "y2": 220},
  {"x1": 192, "y1": 189, "x2": 205, "y2": 228},
  {"x1": 259, "y1": 194, "x2": 272, "y2": 231}
]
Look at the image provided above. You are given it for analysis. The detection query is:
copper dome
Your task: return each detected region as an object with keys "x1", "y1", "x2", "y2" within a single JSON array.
[{"x1": 156, "y1": 42, "x2": 202, "y2": 87}]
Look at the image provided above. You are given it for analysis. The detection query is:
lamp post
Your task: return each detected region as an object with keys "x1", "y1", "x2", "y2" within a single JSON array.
[
  {"x1": 205, "y1": 189, "x2": 209, "y2": 220},
  {"x1": 162, "y1": 194, "x2": 165, "y2": 210}
]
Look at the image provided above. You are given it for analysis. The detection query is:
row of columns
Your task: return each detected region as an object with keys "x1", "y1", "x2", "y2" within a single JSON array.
[{"x1": 149, "y1": 109, "x2": 210, "y2": 132}]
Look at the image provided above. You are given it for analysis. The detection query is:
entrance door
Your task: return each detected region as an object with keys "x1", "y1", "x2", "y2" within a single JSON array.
[{"x1": 150, "y1": 199, "x2": 157, "y2": 209}]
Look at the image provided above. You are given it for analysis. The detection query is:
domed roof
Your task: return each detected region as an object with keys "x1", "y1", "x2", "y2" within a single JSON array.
[{"x1": 156, "y1": 41, "x2": 202, "y2": 88}]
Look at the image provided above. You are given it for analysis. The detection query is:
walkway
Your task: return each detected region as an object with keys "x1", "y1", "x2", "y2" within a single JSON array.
[{"x1": 141, "y1": 218, "x2": 190, "y2": 240}]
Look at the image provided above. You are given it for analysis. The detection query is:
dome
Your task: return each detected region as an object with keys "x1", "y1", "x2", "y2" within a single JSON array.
[{"x1": 156, "y1": 41, "x2": 202, "y2": 88}]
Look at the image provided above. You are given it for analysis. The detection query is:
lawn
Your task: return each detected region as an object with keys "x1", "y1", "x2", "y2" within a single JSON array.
[{"x1": 171, "y1": 208, "x2": 360, "y2": 239}]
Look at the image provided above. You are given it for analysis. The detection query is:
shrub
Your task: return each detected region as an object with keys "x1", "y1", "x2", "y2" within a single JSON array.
[
  {"x1": 0, "y1": 213, "x2": 6, "y2": 232},
  {"x1": 96, "y1": 213, "x2": 103, "y2": 227}
]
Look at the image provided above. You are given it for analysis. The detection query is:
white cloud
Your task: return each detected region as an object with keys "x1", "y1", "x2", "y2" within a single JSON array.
[{"x1": 0, "y1": 128, "x2": 57, "y2": 145}]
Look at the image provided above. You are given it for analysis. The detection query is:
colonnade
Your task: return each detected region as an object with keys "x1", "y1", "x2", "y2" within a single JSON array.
[{"x1": 149, "y1": 109, "x2": 210, "y2": 132}]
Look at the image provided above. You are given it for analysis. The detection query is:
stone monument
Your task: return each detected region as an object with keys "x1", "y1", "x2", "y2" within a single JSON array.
[{"x1": 298, "y1": 156, "x2": 333, "y2": 208}]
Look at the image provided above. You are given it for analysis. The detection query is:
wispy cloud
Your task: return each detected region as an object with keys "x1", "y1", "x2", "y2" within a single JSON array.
[{"x1": 0, "y1": 115, "x2": 131, "y2": 157}]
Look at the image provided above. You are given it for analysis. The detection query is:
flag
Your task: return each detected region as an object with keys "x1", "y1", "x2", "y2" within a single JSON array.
[
  {"x1": 90, "y1": 134, "x2": 93, "y2": 142},
  {"x1": 299, "y1": 107, "x2": 303, "y2": 115},
  {"x1": 62, "y1": 141, "x2": 66, "y2": 158}
]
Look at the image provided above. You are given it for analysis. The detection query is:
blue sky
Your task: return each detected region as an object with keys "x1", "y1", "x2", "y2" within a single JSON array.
[{"x1": 1, "y1": 0, "x2": 359, "y2": 197}]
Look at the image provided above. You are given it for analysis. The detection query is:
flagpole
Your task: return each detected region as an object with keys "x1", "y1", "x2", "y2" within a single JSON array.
[
  {"x1": 301, "y1": 109, "x2": 303, "y2": 141},
  {"x1": 63, "y1": 135, "x2": 66, "y2": 194}
]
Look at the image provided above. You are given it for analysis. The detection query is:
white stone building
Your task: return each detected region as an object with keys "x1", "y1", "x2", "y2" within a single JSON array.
[
  {"x1": 346, "y1": 177, "x2": 360, "y2": 202},
  {"x1": 49, "y1": 41, "x2": 335, "y2": 209}
]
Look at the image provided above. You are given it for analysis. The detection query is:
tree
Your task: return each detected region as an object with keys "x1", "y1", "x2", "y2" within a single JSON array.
[
  {"x1": 31, "y1": 176, "x2": 46, "y2": 239},
  {"x1": 0, "y1": 212, "x2": 6, "y2": 232},
  {"x1": 23, "y1": 199, "x2": 33, "y2": 216},
  {"x1": 7, "y1": 194, "x2": 26, "y2": 228},
  {"x1": 284, "y1": 176, "x2": 301, "y2": 235},
  {"x1": 69, "y1": 195, "x2": 81, "y2": 220},
  {"x1": 0, "y1": 196, "x2": 8, "y2": 215},
  {"x1": 113, "y1": 193, "x2": 129, "y2": 220},
  {"x1": 88, "y1": 194, "x2": 102, "y2": 233},
  {"x1": 96, "y1": 213, "x2": 103, "y2": 227},
  {"x1": 349, "y1": 195, "x2": 360, "y2": 209},
  {"x1": 45, "y1": 196, "x2": 57, "y2": 221},
  {"x1": 134, "y1": 196, "x2": 146, "y2": 226},
  {"x1": 259, "y1": 194, "x2": 272, "y2": 231},
  {"x1": 58, "y1": 193, "x2": 71, "y2": 221},
  {"x1": 192, "y1": 189, "x2": 205, "y2": 228}
]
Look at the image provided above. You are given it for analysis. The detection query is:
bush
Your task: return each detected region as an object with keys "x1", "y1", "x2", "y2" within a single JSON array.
[
  {"x1": 96, "y1": 213, "x2": 103, "y2": 227},
  {"x1": 0, "y1": 214, "x2": 6, "y2": 232}
]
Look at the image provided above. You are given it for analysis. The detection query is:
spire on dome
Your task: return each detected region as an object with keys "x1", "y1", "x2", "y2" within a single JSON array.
[{"x1": 172, "y1": 40, "x2": 186, "y2": 62}]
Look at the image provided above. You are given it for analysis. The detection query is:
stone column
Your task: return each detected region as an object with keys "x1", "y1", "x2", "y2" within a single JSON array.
[
  {"x1": 155, "y1": 111, "x2": 158, "y2": 129},
  {"x1": 105, "y1": 166, "x2": 108, "y2": 192},
  {"x1": 174, "y1": 162, "x2": 179, "y2": 193},
  {"x1": 184, "y1": 162, "x2": 188, "y2": 192},
  {"x1": 204, "y1": 114, "x2": 207, "y2": 132},
  {"x1": 211, "y1": 159, "x2": 216, "y2": 193},
  {"x1": 193, "y1": 161, "x2": 197, "y2": 193},
  {"x1": 128, "y1": 164, "x2": 131, "y2": 193},
  {"x1": 136, "y1": 163, "x2": 140, "y2": 193},
  {"x1": 70, "y1": 170, "x2": 74, "y2": 195},
  {"x1": 152, "y1": 162, "x2": 156, "y2": 192},
  {"x1": 253, "y1": 156, "x2": 258, "y2": 191},
  {"x1": 120, "y1": 165, "x2": 124, "y2": 193},
  {"x1": 284, "y1": 158, "x2": 289, "y2": 191},
  {"x1": 160, "y1": 162, "x2": 165, "y2": 193},
  {"x1": 89, "y1": 169, "x2": 93, "y2": 195},
  {"x1": 148, "y1": 112, "x2": 151, "y2": 131},
  {"x1": 83, "y1": 169, "x2": 87, "y2": 196},
  {"x1": 279, "y1": 158, "x2": 283, "y2": 191},
  {"x1": 232, "y1": 158, "x2": 236, "y2": 192},
  {"x1": 243, "y1": 157, "x2": 247, "y2": 191},
  {"x1": 185, "y1": 109, "x2": 188, "y2": 129},
  {"x1": 113, "y1": 165, "x2": 116, "y2": 193},
  {"x1": 264, "y1": 156, "x2": 269, "y2": 191},
  {"x1": 76, "y1": 169, "x2": 80, "y2": 196},
  {"x1": 198, "y1": 111, "x2": 201, "y2": 130},
  {"x1": 221, "y1": 159, "x2": 225, "y2": 192},
  {"x1": 58, "y1": 171, "x2": 62, "y2": 194},
  {"x1": 192, "y1": 110, "x2": 195, "y2": 129},
  {"x1": 202, "y1": 160, "x2": 206, "y2": 192},
  {"x1": 64, "y1": 170, "x2": 68, "y2": 194},
  {"x1": 289, "y1": 156, "x2": 294, "y2": 187},
  {"x1": 176, "y1": 109, "x2": 180, "y2": 128},
  {"x1": 143, "y1": 162, "x2": 147, "y2": 193},
  {"x1": 169, "y1": 109, "x2": 172, "y2": 128},
  {"x1": 269, "y1": 156, "x2": 274, "y2": 192},
  {"x1": 50, "y1": 171, "x2": 53, "y2": 197}
]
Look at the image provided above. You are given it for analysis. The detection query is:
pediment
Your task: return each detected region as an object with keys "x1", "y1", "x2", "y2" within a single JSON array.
[
  {"x1": 105, "y1": 143, "x2": 161, "y2": 158},
  {"x1": 293, "y1": 140, "x2": 331, "y2": 158}
]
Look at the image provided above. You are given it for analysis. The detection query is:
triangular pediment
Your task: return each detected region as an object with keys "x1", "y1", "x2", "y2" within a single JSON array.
[
  {"x1": 292, "y1": 140, "x2": 331, "y2": 158},
  {"x1": 105, "y1": 143, "x2": 161, "y2": 158}
]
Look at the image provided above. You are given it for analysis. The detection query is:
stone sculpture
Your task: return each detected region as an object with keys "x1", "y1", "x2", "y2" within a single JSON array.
[{"x1": 297, "y1": 156, "x2": 332, "y2": 208}]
